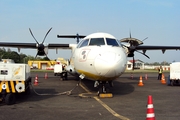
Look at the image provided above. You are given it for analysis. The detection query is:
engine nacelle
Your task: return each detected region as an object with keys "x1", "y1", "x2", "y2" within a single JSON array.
[
  {"x1": 127, "y1": 53, "x2": 134, "y2": 57},
  {"x1": 65, "y1": 65, "x2": 77, "y2": 75}
]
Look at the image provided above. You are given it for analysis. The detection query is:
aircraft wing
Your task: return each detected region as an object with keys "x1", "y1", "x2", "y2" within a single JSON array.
[
  {"x1": 135, "y1": 45, "x2": 180, "y2": 53},
  {"x1": 0, "y1": 42, "x2": 73, "y2": 58},
  {"x1": 0, "y1": 42, "x2": 70, "y2": 49},
  {"x1": 120, "y1": 37, "x2": 180, "y2": 54},
  {"x1": 122, "y1": 43, "x2": 180, "y2": 59},
  {"x1": 136, "y1": 45, "x2": 180, "y2": 50},
  {"x1": 0, "y1": 42, "x2": 37, "y2": 48}
]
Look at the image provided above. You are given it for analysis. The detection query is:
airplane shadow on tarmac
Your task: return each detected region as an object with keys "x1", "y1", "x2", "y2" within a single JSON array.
[{"x1": 81, "y1": 79, "x2": 135, "y2": 96}]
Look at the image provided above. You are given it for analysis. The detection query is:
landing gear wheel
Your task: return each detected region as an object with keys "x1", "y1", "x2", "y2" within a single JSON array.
[
  {"x1": 97, "y1": 82, "x2": 113, "y2": 98},
  {"x1": 5, "y1": 93, "x2": 16, "y2": 105}
]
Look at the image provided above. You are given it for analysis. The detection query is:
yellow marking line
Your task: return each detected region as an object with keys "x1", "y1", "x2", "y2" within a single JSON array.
[{"x1": 79, "y1": 83, "x2": 130, "y2": 120}]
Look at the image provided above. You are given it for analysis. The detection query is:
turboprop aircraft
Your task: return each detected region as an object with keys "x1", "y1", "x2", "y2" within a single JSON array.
[{"x1": 0, "y1": 28, "x2": 180, "y2": 97}]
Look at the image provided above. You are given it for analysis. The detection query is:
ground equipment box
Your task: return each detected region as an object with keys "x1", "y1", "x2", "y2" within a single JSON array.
[
  {"x1": 0, "y1": 63, "x2": 31, "y2": 105},
  {"x1": 168, "y1": 62, "x2": 180, "y2": 86}
]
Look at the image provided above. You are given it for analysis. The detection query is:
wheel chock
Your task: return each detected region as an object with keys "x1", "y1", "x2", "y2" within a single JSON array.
[{"x1": 99, "y1": 93, "x2": 113, "y2": 98}]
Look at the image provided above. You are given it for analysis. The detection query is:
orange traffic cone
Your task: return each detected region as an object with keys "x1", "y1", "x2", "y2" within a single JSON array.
[
  {"x1": 34, "y1": 75, "x2": 38, "y2": 86},
  {"x1": 138, "y1": 75, "x2": 144, "y2": 86},
  {"x1": 145, "y1": 74, "x2": 148, "y2": 80},
  {"x1": 161, "y1": 74, "x2": 166, "y2": 84},
  {"x1": 146, "y1": 95, "x2": 155, "y2": 120},
  {"x1": 45, "y1": 73, "x2": 48, "y2": 79}
]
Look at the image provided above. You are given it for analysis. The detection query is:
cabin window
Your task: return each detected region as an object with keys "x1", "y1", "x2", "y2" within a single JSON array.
[
  {"x1": 106, "y1": 38, "x2": 119, "y2": 46},
  {"x1": 89, "y1": 38, "x2": 105, "y2": 46},
  {"x1": 78, "y1": 39, "x2": 89, "y2": 48}
]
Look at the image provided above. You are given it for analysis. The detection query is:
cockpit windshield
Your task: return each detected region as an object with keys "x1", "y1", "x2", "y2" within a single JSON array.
[
  {"x1": 77, "y1": 37, "x2": 121, "y2": 48},
  {"x1": 106, "y1": 38, "x2": 119, "y2": 46},
  {"x1": 89, "y1": 38, "x2": 105, "y2": 46}
]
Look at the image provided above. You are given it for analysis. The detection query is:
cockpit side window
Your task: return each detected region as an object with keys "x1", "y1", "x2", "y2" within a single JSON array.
[
  {"x1": 79, "y1": 39, "x2": 89, "y2": 48},
  {"x1": 89, "y1": 38, "x2": 105, "y2": 46},
  {"x1": 77, "y1": 40, "x2": 84, "y2": 48},
  {"x1": 106, "y1": 38, "x2": 119, "y2": 46}
]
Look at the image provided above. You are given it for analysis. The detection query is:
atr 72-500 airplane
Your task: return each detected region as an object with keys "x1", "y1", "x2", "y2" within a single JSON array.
[{"x1": 0, "y1": 28, "x2": 180, "y2": 97}]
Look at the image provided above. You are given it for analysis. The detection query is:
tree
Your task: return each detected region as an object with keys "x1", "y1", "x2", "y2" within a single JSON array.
[
  {"x1": 2, "y1": 51, "x2": 20, "y2": 63},
  {"x1": 19, "y1": 53, "x2": 27, "y2": 63},
  {"x1": 42, "y1": 57, "x2": 50, "y2": 61},
  {"x1": 9, "y1": 51, "x2": 20, "y2": 63}
]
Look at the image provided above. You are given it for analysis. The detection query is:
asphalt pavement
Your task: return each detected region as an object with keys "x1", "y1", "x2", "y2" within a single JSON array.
[{"x1": 0, "y1": 72, "x2": 179, "y2": 120}]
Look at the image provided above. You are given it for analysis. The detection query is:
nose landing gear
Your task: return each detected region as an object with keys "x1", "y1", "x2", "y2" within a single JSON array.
[{"x1": 95, "y1": 81, "x2": 113, "y2": 98}]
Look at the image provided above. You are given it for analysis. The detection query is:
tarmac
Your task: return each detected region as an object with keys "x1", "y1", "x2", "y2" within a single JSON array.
[{"x1": 0, "y1": 72, "x2": 179, "y2": 120}]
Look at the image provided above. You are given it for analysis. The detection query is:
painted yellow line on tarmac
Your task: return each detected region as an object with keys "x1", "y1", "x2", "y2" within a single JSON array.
[{"x1": 79, "y1": 83, "x2": 130, "y2": 120}]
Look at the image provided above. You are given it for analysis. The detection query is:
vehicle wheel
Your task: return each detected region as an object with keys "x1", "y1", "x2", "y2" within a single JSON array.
[
  {"x1": 5, "y1": 93, "x2": 16, "y2": 105},
  {"x1": 24, "y1": 86, "x2": 31, "y2": 95}
]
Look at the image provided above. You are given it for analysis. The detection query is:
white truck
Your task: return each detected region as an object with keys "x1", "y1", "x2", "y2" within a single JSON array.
[
  {"x1": 0, "y1": 63, "x2": 31, "y2": 105},
  {"x1": 54, "y1": 63, "x2": 67, "y2": 80},
  {"x1": 168, "y1": 62, "x2": 180, "y2": 86}
]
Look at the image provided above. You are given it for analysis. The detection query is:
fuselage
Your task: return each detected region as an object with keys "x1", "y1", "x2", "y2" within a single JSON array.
[{"x1": 66, "y1": 33, "x2": 127, "y2": 81}]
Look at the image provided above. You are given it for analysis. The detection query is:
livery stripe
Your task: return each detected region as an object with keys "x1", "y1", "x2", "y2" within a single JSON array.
[
  {"x1": 10, "y1": 81, "x2": 16, "y2": 93},
  {"x1": 0, "y1": 82, "x2": 3, "y2": 92},
  {"x1": 0, "y1": 80, "x2": 25, "y2": 93}
]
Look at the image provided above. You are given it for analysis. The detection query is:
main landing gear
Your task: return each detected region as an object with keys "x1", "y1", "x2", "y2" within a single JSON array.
[{"x1": 94, "y1": 81, "x2": 113, "y2": 98}]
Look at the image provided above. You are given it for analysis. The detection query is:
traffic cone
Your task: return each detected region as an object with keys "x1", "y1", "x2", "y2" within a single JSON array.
[
  {"x1": 145, "y1": 74, "x2": 148, "y2": 80},
  {"x1": 138, "y1": 75, "x2": 144, "y2": 86},
  {"x1": 45, "y1": 73, "x2": 48, "y2": 79},
  {"x1": 34, "y1": 75, "x2": 38, "y2": 86},
  {"x1": 146, "y1": 95, "x2": 155, "y2": 120},
  {"x1": 161, "y1": 74, "x2": 166, "y2": 84}
]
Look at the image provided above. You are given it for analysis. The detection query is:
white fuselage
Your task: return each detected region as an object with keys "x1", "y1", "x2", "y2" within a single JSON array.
[
  {"x1": 66, "y1": 32, "x2": 128, "y2": 81},
  {"x1": 74, "y1": 46, "x2": 127, "y2": 81}
]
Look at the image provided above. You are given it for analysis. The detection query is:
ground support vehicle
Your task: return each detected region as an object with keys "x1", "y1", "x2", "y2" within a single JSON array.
[
  {"x1": 168, "y1": 62, "x2": 180, "y2": 86},
  {"x1": 54, "y1": 64, "x2": 67, "y2": 80},
  {"x1": 0, "y1": 63, "x2": 31, "y2": 105}
]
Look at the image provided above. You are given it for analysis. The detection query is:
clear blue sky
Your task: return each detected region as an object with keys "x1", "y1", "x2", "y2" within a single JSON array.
[{"x1": 0, "y1": 0, "x2": 180, "y2": 63}]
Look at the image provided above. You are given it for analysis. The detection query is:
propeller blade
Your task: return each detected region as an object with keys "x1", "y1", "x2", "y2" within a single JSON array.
[
  {"x1": 34, "y1": 53, "x2": 38, "y2": 60},
  {"x1": 142, "y1": 37, "x2": 148, "y2": 42},
  {"x1": 29, "y1": 28, "x2": 39, "y2": 44},
  {"x1": 129, "y1": 31, "x2": 132, "y2": 38},
  {"x1": 42, "y1": 27, "x2": 52, "y2": 44},
  {"x1": 136, "y1": 50, "x2": 150, "y2": 59},
  {"x1": 44, "y1": 53, "x2": 53, "y2": 66}
]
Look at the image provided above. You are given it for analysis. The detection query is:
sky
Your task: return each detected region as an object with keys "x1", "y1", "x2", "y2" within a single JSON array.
[{"x1": 0, "y1": 0, "x2": 180, "y2": 63}]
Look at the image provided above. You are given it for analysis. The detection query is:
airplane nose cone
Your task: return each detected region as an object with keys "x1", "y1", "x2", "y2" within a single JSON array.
[{"x1": 94, "y1": 51, "x2": 126, "y2": 78}]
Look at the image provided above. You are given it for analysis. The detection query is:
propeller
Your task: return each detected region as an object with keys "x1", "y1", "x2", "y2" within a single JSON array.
[
  {"x1": 29, "y1": 28, "x2": 53, "y2": 65},
  {"x1": 121, "y1": 32, "x2": 149, "y2": 70}
]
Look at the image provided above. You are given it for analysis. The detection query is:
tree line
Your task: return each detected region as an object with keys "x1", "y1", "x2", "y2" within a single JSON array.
[{"x1": 0, "y1": 48, "x2": 49, "y2": 63}]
